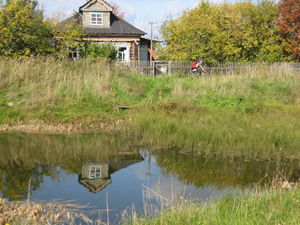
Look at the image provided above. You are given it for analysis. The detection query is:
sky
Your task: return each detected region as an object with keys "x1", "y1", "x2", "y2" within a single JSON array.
[{"x1": 37, "y1": 0, "x2": 204, "y2": 38}]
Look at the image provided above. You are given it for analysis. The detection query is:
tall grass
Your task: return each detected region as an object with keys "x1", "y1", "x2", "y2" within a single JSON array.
[
  {"x1": 131, "y1": 187, "x2": 300, "y2": 225},
  {"x1": 1, "y1": 58, "x2": 298, "y2": 112},
  {"x1": 0, "y1": 57, "x2": 112, "y2": 109},
  {"x1": 0, "y1": 57, "x2": 299, "y2": 159}
]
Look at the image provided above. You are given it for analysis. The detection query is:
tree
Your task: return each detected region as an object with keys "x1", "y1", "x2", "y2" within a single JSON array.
[
  {"x1": 160, "y1": 0, "x2": 285, "y2": 62},
  {"x1": 51, "y1": 14, "x2": 85, "y2": 57},
  {"x1": 85, "y1": 42, "x2": 117, "y2": 60},
  {"x1": 223, "y1": 0, "x2": 284, "y2": 62},
  {"x1": 109, "y1": 1, "x2": 125, "y2": 19},
  {"x1": 277, "y1": 0, "x2": 300, "y2": 61},
  {"x1": 0, "y1": 0, "x2": 52, "y2": 59}
]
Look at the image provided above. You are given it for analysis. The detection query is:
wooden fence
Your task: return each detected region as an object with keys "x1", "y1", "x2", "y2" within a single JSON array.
[{"x1": 115, "y1": 61, "x2": 300, "y2": 76}]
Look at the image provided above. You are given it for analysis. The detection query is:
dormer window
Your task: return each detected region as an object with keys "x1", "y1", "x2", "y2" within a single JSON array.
[{"x1": 90, "y1": 12, "x2": 102, "y2": 25}]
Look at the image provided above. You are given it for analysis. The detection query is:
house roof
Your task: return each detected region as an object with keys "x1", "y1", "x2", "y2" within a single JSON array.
[
  {"x1": 87, "y1": 13, "x2": 146, "y2": 35},
  {"x1": 64, "y1": 12, "x2": 146, "y2": 36},
  {"x1": 78, "y1": 177, "x2": 112, "y2": 193}
]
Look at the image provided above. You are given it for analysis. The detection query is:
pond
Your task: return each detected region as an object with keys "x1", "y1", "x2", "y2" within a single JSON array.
[{"x1": 0, "y1": 133, "x2": 299, "y2": 224}]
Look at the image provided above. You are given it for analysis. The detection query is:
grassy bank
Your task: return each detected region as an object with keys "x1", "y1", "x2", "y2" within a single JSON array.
[
  {"x1": 0, "y1": 57, "x2": 299, "y2": 159},
  {"x1": 130, "y1": 186, "x2": 300, "y2": 225},
  {"x1": 2, "y1": 187, "x2": 299, "y2": 225}
]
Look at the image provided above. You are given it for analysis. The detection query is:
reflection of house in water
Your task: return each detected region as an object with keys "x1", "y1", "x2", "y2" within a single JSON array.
[{"x1": 79, "y1": 152, "x2": 143, "y2": 193}]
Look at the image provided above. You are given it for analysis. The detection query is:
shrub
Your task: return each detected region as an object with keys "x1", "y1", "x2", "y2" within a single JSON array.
[{"x1": 85, "y1": 43, "x2": 117, "y2": 60}]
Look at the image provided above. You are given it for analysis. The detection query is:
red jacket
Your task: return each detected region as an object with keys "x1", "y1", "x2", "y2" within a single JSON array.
[{"x1": 191, "y1": 61, "x2": 198, "y2": 69}]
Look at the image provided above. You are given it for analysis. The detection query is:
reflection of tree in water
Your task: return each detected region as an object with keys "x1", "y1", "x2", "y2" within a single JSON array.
[
  {"x1": 1, "y1": 132, "x2": 299, "y2": 200},
  {"x1": 152, "y1": 150, "x2": 300, "y2": 189},
  {"x1": 0, "y1": 160, "x2": 59, "y2": 201},
  {"x1": 0, "y1": 133, "x2": 127, "y2": 201},
  {"x1": 0, "y1": 132, "x2": 142, "y2": 200}
]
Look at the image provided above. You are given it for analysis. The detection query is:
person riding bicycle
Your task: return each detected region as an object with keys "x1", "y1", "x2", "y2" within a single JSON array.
[{"x1": 191, "y1": 59, "x2": 206, "y2": 74}]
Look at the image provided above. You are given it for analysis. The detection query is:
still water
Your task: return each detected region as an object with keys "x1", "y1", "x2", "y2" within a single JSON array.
[{"x1": 0, "y1": 133, "x2": 299, "y2": 223}]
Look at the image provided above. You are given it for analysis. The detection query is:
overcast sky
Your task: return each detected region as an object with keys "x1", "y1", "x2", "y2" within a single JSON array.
[{"x1": 38, "y1": 0, "x2": 205, "y2": 38}]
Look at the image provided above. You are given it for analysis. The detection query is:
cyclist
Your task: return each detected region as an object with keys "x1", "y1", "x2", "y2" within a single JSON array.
[{"x1": 191, "y1": 59, "x2": 206, "y2": 74}]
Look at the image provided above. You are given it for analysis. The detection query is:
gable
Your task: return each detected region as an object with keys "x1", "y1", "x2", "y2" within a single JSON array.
[
  {"x1": 80, "y1": 0, "x2": 113, "y2": 12},
  {"x1": 75, "y1": 0, "x2": 146, "y2": 36}
]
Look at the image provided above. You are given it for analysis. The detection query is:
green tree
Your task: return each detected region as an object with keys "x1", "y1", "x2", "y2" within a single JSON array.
[
  {"x1": 223, "y1": 0, "x2": 284, "y2": 62},
  {"x1": 51, "y1": 14, "x2": 85, "y2": 57},
  {"x1": 160, "y1": 0, "x2": 285, "y2": 62},
  {"x1": 0, "y1": 0, "x2": 52, "y2": 59}
]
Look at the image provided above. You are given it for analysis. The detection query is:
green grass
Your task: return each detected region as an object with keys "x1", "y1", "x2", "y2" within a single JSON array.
[
  {"x1": 130, "y1": 187, "x2": 300, "y2": 225},
  {"x1": 0, "y1": 57, "x2": 299, "y2": 159},
  {"x1": 1, "y1": 58, "x2": 298, "y2": 117}
]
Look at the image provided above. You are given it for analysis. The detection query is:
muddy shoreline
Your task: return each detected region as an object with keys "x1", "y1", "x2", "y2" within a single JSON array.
[{"x1": 0, "y1": 121, "x2": 119, "y2": 134}]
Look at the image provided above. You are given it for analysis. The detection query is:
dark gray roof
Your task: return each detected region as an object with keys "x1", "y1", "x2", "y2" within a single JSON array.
[
  {"x1": 63, "y1": 13, "x2": 146, "y2": 36},
  {"x1": 59, "y1": 12, "x2": 83, "y2": 30}
]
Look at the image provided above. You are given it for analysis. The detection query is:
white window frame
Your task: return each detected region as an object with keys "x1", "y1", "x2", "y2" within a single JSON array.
[
  {"x1": 90, "y1": 12, "x2": 103, "y2": 25},
  {"x1": 89, "y1": 166, "x2": 101, "y2": 179},
  {"x1": 117, "y1": 46, "x2": 130, "y2": 62}
]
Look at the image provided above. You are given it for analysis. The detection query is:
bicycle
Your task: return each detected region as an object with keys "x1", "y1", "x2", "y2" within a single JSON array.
[{"x1": 191, "y1": 68, "x2": 207, "y2": 77}]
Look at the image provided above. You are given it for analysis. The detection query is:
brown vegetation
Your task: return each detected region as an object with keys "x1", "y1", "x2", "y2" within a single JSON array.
[{"x1": 0, "y1": 198, "x2": 92, "y2": 224}]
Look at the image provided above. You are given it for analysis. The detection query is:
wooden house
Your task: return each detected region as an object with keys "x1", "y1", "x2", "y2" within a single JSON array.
[{"x1": 65, "y1": 0, "x2": 152, "y2": 62}]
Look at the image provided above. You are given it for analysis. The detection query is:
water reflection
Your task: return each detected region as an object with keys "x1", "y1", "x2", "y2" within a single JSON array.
[
  {"x1": 150, "y1": 150, "x2": 300, "y2": 188},
  {"x1": 0, "y1": 132, "x2": 299, "y2": 222},
  {"x1": 79, "y1": 152, "x2": 144, "y2": 193},
  {"x1": 0, "y1": 132, "x2": 141, "y2": 200},
  {"x1": 0, "y1": 161, "x2": 59, "y2": 201}
]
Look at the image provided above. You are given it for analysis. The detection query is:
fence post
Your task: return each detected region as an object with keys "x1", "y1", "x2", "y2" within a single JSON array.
[
  {"x1": 152, "y1": 61, "x2": 156, "y2": 77},
  {"x1": 168, "y1": 61, "x2": 172, "y2": 76}
]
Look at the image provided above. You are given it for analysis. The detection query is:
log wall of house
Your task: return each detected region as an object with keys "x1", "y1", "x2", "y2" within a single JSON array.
[{"x1": 130, "y1": 42, "x2": 139, "y2": 61}]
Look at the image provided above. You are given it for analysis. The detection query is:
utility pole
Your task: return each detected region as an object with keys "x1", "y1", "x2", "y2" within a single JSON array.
[
  {"x1": 149, "y1": 22, "x2": 157, "y2": 76},
  {"x1": 149, "y1": 22, "x2": 154, "y2": 65}
]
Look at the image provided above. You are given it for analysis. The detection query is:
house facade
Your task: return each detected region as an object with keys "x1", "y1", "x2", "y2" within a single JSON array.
[{"x1": 67, "y1": 0, "x2": 152, "y2": 62}]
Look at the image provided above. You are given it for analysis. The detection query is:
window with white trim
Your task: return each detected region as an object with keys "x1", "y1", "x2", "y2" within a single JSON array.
[
  {"x1": 89, "y1": 166, "x2": 101, "y2": 179},
  {"x1": 90, "y1": 12, "x2": 102, "y2": 25}
]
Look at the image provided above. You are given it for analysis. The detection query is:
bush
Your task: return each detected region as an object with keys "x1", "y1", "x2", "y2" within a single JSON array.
[{"x1": 85, "y1": 43, "x2": 117, "y2": 60}]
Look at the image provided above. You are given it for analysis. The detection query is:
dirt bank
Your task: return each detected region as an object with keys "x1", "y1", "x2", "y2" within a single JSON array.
[{"x1": 0, "y1": 120, "x2": 120, "y2": 134}]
